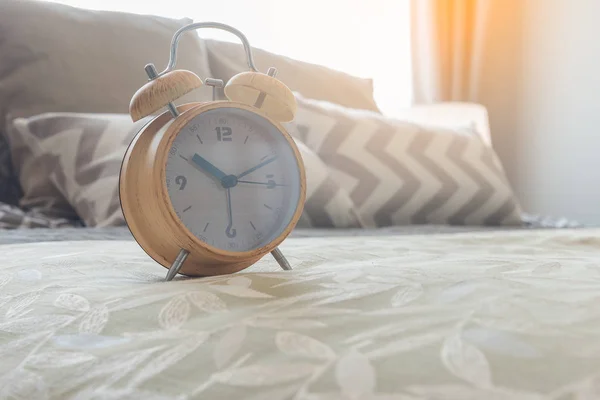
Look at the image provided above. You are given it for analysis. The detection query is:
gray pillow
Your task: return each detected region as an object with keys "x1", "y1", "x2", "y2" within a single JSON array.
[{"x1": 0, "y1": 0, "x2": 213, "y2": 143}]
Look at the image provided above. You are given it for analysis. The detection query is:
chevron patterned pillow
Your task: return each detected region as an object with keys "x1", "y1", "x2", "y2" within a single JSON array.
[
  {"x1": 8, "y1": 113, "x2": 151, "y2": 226},
  {"x1": 292, "y1": 139, "x2": 363, "y2": 228},
  {"x1": 288, "y1": 95, "x2": 523, "y2": 227},
  {"x1": 8, "y1": 113, "x2": 362, "y2": 229}
]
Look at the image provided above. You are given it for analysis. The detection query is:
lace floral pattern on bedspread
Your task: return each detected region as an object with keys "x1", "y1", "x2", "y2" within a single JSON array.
[{"x1": 0, "y1": 229, "x2": 599, "y2": 399}]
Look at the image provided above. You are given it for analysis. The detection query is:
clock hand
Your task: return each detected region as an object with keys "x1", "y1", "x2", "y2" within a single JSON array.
[
  {"x1": 237, "y1": 180, "x2": 286, "y2": 188},
  {"x1": 236, "y1": 156, "x2": 277, "y2": 179},
  {"x1": 191, "y1": 153, "x2": 228, "y2": 182},
  {"x1": 225, "y1": 188, "x2": 236, "y2": 238}
]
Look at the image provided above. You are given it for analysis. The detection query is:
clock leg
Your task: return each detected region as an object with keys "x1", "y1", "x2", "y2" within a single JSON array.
[
  {"x1": 271, "y1": 247, "x2": 292, "y2": 271},
  {"x1": 165, "y1": 249, "x2": 190, "y2": 281}
]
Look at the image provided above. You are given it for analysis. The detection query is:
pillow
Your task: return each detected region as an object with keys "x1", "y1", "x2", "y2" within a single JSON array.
[
  {"x1": 204, "y1": 39, "x2": 381, "y2": 113},
  {"x1": 0, "y1": 0, "x2": 213, "y2": 139},
  {"x1": 393, "y1": 102, "x2": 493, "y2": 146},
  {"x1": 8, "y1": 113, "x2": 152, "y2": 225},
  {"x1": 9, "y1": 113, "x2": 363, "y2": 229},
  {"x1": 287, "y1": 95, "x2": 523, "y2": 227},
  {"x1": 292, "y1": 137, "x2": 364, "y2": 229}
]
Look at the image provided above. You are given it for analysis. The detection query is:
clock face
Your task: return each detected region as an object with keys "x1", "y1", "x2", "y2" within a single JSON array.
[{"x1": 165, "y1": 106, "x2": 302, "y2": 253}]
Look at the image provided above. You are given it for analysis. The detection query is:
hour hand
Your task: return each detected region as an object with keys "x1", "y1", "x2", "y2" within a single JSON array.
[{"x1": 191, "y1": 153, "x2": 227, "y2": 181}]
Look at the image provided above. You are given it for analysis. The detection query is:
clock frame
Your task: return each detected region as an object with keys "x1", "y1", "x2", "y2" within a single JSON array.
[{"x1": 119, "y1": 101, "x2": 306, "y2": 277}]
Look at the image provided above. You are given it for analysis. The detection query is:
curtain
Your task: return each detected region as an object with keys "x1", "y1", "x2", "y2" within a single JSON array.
[
  {"x1": 409, "y1": 0, "x2": 527, "y2": 206},
  {"x1": 410, "y1": 0, "x2": 492, "y2": 104}
]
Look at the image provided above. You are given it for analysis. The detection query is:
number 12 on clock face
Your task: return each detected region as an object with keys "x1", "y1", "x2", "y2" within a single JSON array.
[{"x1": 216, "y1": 126, "x2": 232, "y2": 142}]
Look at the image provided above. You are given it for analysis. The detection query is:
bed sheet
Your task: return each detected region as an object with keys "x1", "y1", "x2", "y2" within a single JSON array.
[{"x1": 0, "y1": 228, "x2": 599, "y2": 399}]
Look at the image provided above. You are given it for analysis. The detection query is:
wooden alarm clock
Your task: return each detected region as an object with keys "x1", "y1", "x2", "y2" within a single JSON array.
[{"x1": 120, "y1": 22, "x2": 306, "y2": 281}]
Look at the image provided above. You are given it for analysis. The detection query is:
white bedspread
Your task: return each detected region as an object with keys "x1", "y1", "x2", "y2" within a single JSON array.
[{"x1": 1, "y1": 229, "x2": 600, "y2": 399}]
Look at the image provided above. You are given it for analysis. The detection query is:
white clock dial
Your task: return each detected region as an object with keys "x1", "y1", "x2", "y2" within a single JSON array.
[{"x1": 165, "y1": 107, "x2": 302, "y2": 252}]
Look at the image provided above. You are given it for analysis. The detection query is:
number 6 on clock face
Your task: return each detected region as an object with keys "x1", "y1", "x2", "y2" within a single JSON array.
[{"x1": 165, "y1": 105, "x2": 303, "y2": 253}]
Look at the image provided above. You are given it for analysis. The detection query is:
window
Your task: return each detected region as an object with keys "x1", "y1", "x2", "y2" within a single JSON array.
[{"x1": 44, "y1": 0, "x2": 412, "y2": 115}]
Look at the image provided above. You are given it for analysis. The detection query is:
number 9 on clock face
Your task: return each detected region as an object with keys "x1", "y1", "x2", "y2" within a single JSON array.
[{"x1": 165, "y1": 107, "x2": 302, "y2": 253}]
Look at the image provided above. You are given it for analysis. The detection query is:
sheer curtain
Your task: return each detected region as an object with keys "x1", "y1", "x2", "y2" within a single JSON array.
[
  {"x1": 409, "y1": 0, "x2": 525, "y2": 181},
  {"x1": 44, "y1": 0, "x2": 413, "y2": 116},
  {"x1": 410, "y1": 0, "x2": 492, "y2": 104}
]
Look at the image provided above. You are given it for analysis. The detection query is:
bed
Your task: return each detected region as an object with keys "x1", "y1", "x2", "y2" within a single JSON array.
[{"x1": 1, "y1": 225, "x2": 600, "y2": 399}]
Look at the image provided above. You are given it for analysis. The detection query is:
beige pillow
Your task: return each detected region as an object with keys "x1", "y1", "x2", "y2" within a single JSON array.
[
  {"x1": 287, "y1": 94, "x2": 524, "y2": 227},
  {"x1": 0, "y1": 0, "x2": 213, "y2": 141},
  {"x1": 9, "y1": 113, "x2": 362, "y2": 229},
  {"x1": 205, "y1": 39, "x2": 381, "y2": 113}
]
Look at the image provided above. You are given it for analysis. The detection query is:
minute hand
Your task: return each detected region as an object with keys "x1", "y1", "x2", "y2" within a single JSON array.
[{"x1": 236, "y1": 156, "x2": 277, "y2": 179}]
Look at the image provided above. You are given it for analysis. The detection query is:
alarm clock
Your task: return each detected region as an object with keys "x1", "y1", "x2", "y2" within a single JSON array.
[{"x1": 120, "y1": 22, "x2": 306, "y2": 281}]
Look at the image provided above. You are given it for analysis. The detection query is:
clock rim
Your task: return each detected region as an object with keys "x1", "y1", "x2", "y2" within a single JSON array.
[
  {"x1": 157, "y1": 101, "x2": 306, "y2": 261},
  {"x1": 120, "y1": 103, "x2": 201, "y2": 272}
]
